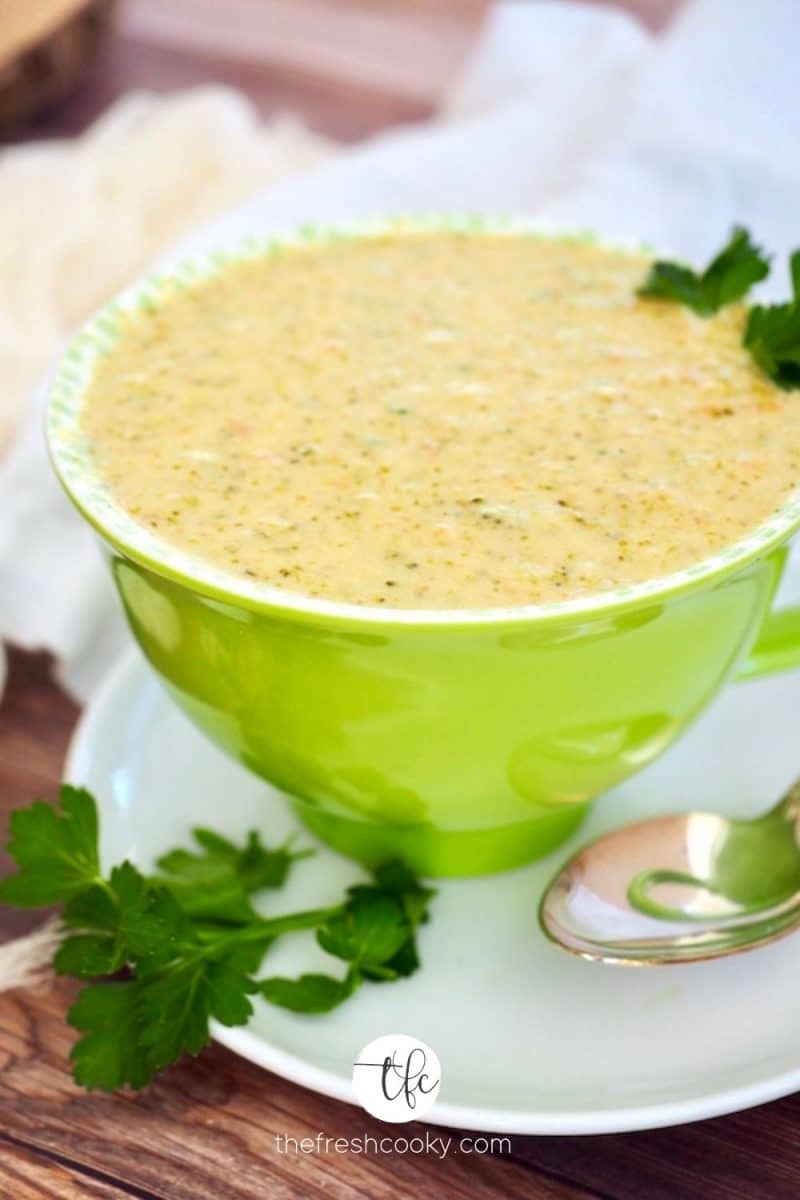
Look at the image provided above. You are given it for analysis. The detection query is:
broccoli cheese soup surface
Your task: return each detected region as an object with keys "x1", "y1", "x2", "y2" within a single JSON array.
[{"x1": 81, "y1": 232, "x2": 800, "y2": 609}]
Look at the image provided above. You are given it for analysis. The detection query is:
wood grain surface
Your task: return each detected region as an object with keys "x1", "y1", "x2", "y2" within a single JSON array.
[
  {"x1": 0, "y1": 1139, "x2": 135, "y2": 1200},
  {"x1": 10, "y1": 2, "x2": 799, "y2": 1198}
]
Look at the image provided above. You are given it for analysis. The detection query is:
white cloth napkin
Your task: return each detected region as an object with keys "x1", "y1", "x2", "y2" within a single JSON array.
[{"x1": 1, "y1": 0, "x2": 799, "y2": 701}]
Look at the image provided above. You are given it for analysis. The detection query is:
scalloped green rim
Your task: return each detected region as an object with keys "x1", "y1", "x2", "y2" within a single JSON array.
[{"x1": 46, "y1": 214, "x2": 800, "y2": 628}]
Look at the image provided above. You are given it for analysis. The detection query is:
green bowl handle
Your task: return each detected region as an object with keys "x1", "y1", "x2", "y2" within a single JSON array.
[
  {"x1": 738, "y1": 604, "x2": 800, "y2": 680},
  {"x1": 736, "y1": 542, "x2": 800, "y2": 681}
]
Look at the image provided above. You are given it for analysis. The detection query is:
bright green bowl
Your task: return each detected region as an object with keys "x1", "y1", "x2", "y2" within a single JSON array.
[{"x1": 46, "y1": 218, "x2": 800, "y2": 876}]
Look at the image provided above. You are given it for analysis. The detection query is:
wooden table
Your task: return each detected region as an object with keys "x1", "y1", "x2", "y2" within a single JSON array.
[{"x1": 6, "y1": 2, "x2": 800, "y2": 1197}]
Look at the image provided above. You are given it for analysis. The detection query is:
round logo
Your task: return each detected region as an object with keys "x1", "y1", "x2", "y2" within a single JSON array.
[{"x1": 352, "y1": 1034, "x2": 441, "y2": 1123}]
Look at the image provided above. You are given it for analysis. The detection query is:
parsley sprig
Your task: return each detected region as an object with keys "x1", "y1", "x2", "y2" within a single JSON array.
[
  {"x1": 0, "y1": 786, "x2": 434, "y2": 1091},
  {"x1": 637, "y1": 226, "x2": 770, "y2": 316},
  {"x1": 637, "y1": 226, "x2": 800, "y2": 389},
  {"x1": 743, "y1": 250, "x2": 800, "y2": 390}
]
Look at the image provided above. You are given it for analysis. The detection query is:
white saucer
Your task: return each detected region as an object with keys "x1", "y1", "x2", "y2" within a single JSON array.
[{"x1": 66, "y1": 649, "x2": 800, "y2": 1135}]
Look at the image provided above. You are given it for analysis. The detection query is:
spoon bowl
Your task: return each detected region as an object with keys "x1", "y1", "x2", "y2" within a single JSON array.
[{"x1": 539, "y1": 781, "x2": 800, "y2": 964}]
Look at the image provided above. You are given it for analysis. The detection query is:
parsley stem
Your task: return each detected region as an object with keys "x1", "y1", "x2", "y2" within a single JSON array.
[{"x1": 195, "y1": 905, "x2": 342, "y2": 944}]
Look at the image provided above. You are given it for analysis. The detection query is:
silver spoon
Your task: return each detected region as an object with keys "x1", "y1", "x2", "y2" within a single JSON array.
[{"x1": 539, "y1": 779, "x2": 800, "y2": 964}]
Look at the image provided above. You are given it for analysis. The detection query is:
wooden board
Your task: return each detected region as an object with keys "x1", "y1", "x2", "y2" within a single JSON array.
[{"x1": 0, "y1": 0, "x2": 98, "y2": 65}]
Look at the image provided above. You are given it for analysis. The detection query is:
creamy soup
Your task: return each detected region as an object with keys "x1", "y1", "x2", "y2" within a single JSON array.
[{"x1": 81, "y1": 231, "x2": 800, "y2": 609}]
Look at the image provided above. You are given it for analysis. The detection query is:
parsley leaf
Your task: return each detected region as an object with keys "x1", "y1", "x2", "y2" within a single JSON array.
[
  {"x1": 638, "y1": 226, "x2": 769, "y2": 315},
  {"x1": 0, "y1": 786, "x2": 100, "y2": 906},
  {"x1": 54, "y1": 933, "x2": 126, "y2": 979},
  {"x1": 259, "y1": 969, "x2": 361, "y2": 1013},
  {"x1": 743, "y1": 250, "x2": 800, "y2": 390},
  {"x1": 135, "y1": 955, "x2": 260, "y2": 1072},
  {"x1": 260, "y1": 858, "x2": 435, "y2": 1010},
  {"x1": 316, "y1": 892, "x2": 410, "y2": 968},
  {"x1": 153, "y1": 828, "x2": 310, "y2": 924},
  {"x1": 62, "y1": 881, "x2": 118, "y2": 931},
  {"x1": 2, "y1": 790, "x2": 434, "y2": 1091},
  {"x1": 69, "y1": 981, "x2": 150, "y2": 1092},
  {"x1": 356, "y1": 859, "x2": 435, "y2": 929}
]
